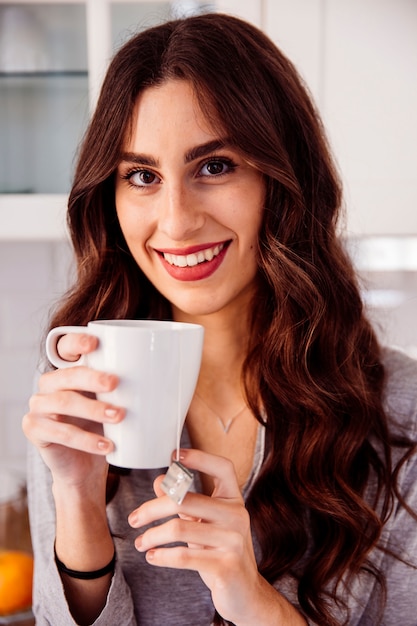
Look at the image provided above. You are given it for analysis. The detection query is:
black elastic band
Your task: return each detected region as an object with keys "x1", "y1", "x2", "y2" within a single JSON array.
[{"x1": 54, "y1": 547, "x2": 116, "y2": 580}]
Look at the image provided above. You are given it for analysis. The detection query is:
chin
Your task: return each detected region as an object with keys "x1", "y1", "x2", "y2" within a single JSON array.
[{"x1": 170, "y1": 298, "x2": 226, "y2": 319}]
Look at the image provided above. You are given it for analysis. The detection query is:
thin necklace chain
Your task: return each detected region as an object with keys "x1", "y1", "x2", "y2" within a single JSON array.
[{"x1": 195, "y1": 392, "x2": 247, "y2": 434}]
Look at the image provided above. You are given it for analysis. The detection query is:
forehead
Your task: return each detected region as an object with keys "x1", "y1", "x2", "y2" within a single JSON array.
[{"x1": 125, "y1": 79, "x2": 223, "y2": 149}]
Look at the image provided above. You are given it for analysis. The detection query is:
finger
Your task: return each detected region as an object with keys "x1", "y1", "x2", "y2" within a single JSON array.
[
  {"x1": 38, "y1": 366, "x2": 119, "y2": 395},
  {"x1": 144, "y1": 544, "x2": 239, "y2": 575},
  {"x1": 152, "y1": 475, "x2": 239, "y2": 526},
  {"x1": 22, "y1": 412, "x2": 114, "y2": 456},
  {"x1": 135, "y1": 516, "x2": 243, "y2": 553},
  {"x1": 152, "y1": 476, "x2": 201, "y2": 529},
  {"x1": 175, "y1": 449, "x2": 243, "y2": 500},
  {"x1": 56, "y1": 333, "x2": 99, "y2": 362},
  {"x1": 29, "y1": 390, "x2": 125, "y2": 425},
  {"x1": 129, "y1": 489, "x2": 244, "y2": 530}
]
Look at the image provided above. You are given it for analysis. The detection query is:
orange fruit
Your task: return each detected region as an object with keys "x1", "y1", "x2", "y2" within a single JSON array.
[{"x1": 0, "y1": 550, "x2": 33, "y2": 615}]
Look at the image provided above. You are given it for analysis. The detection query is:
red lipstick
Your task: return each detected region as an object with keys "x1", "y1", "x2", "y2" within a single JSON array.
[{"x1": 155, "y1": 241, "x2": 230, "y2": 282}]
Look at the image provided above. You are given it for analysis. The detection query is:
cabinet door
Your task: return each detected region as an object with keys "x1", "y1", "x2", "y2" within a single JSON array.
[
  {"x1": 263, "y1": 0, "x2": 417, "y2": 236},
  {"x1": 323, "y1": 0, "x2": 417, "y2": 236},
  {"x1": 0, "y1": 3, "x2": 89, "y2": 194}
]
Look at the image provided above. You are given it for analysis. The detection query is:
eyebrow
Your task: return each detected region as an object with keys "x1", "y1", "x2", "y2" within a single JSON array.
[{"x1": 119, "y1": 138, "x2": 231, "y2": 167}]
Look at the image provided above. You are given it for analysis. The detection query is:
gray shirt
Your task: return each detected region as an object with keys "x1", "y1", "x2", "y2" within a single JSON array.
[{"x1": 27, "y1": 348, "x2": 417, "y2": 625}]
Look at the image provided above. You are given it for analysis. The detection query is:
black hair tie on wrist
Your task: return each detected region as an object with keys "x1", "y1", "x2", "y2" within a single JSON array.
[{"x1": 54, "y1": 547, "x2": 116, "y2": 580}]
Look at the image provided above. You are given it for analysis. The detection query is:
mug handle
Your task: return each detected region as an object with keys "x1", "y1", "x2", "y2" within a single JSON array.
[{"x1": 45, "y1": 325, "x2": 89, "y2": 369}]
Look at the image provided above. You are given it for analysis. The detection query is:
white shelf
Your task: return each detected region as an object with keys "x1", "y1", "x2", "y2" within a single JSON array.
[{"x1": 0, "y1": 194, "x2": 68, "y2": 240}]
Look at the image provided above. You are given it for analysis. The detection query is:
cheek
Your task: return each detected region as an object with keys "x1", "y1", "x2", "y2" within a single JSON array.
[
  {"x1": 116, "y1": 219, "x2": 150, "y2": 271},
  {"x1": 227, "y1": 184, "x2": 263, "y2": 223},
  {"x1": 242, "y1": 196, "x2": 264, "y2": 244},
  {"x1": 116, "y1": 203, "x2": 146, "y2": 244},
  {"x1": 242, "y1": 178, "x2": 265, "y2": 224}
]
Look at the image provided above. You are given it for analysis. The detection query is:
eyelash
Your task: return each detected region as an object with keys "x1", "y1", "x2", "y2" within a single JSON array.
[{"x1": 120, "y1": 156, "x2": 238, "y2": 189}]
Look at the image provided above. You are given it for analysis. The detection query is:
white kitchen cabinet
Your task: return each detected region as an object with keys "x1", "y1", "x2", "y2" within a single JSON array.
[
  {"x1": 0, "y1": 3, "x2": 89, "y2": 195},
  {"x1": 323, "y1": 0, "x2": 417, "y2": 236},
  {"x1": 263, "y1": 0, "x2": 417, "y2": 237}
]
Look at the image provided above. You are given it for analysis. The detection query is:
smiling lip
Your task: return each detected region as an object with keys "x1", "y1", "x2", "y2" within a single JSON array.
[{"x1": 155, "y1": 241, "x2": 230, "y2": 281}]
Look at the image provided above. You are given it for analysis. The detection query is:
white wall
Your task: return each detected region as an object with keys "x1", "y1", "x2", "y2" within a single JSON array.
[{"x1": 0, "y1": 241, "x2": 73, "y2": 472}]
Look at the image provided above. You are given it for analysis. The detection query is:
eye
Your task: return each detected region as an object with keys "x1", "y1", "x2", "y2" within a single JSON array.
[
  {"x1": 198, "y1": 158, "x2": 237, "y2": 178},
  {"x1": 124, "y1": 169, "x2": 161, "y2": 187}
]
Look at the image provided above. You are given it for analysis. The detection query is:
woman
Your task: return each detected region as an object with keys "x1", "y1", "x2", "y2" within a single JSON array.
[{"x1": 23, "y1": 12, "x2": 417, "y2": 626}]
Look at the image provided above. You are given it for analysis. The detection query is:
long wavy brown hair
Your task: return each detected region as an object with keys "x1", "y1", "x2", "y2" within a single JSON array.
[{"x1": 48, "y1": 13, "x2": 415, "y2": 625}]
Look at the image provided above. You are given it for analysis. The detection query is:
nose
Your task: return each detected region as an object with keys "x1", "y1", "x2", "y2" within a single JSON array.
[{"x1": 157, "y1": 182, "x2": 205, "y2": 241}]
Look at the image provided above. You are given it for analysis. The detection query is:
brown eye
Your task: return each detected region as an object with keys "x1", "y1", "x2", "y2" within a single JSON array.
[
  {"x1": 128, "y1": 169, "x2": 160, "y2": 187},
  {"x1": 205, "y1": 161, "x2": 225, "y2": 175},
  {"x1": 140, "y1": 171, "x2": 156, "y2": 184},
  {"x1": 199, "y1": 158, "x2": 236, "y2": 178}
]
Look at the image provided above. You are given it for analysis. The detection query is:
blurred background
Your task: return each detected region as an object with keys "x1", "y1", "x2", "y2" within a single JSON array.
[{"x1": 0, "y1": 0, "x2": 416, "y2": 475}]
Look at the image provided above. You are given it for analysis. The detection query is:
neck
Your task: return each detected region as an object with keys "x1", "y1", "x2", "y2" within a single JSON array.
[{"x1": 172, "y1": 304, "x2": 251, "y2": 398}]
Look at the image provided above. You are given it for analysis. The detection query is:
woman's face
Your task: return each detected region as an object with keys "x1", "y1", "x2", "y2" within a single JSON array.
[{"x1": 115, "y1": 79, "x2": 265, "y2": 321}]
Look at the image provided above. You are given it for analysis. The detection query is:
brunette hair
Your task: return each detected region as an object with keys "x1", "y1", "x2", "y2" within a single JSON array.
[{"x1": 49, "y1": 13, "x2": 415, "y2": 625}]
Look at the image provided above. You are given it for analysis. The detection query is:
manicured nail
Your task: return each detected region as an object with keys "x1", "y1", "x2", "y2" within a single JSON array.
[
  {"x1": 97, "y1": 439, "x2": 111, "y2": 452},
  {"x1": 99, "y1": 373, "x2": 117, "y2": 388},
  {"x1": 171, "y1": 449, "x2": 186, "y2": 461},
  {"x1": 104, "y1": 408, "x2": 120, "y2": 421},
  {"x1": 80, "y1": 334, "x2": 94, "y2": 348},
  {"x1": 128, "y1": 513, "x2": 139, "y2": 528},
  {"x1": 135, "y1": 535, "x2": 144, "y2": 551},
  {"x1": 178, "y1": 449, "x2": 187, "y2": 461}
]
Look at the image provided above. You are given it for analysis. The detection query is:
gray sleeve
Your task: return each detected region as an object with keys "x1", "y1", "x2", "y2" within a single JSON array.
[
  {"x1": 284, "y1": 350, "x2": 417, "y2": 626},
  {"x1": 356, "y1": 450, "x2": 417, "y2": 625},
  {"x1": 357, "y1": 349, "x2": 417, "y2": 624},
  {"x1": 26, "y1": 445, "x2": 137, "y2": 626}
]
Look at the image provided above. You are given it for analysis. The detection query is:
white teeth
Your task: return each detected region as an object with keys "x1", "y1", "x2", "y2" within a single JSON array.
[
  {"x1": 163, "y1": 243, "x2": 224, "y2": 267},
  {"x1": 176, "y1": 256, "x2": 187, "y2": 267},
  {"x1": 186, "y1": 253, "x2": 198, "y2": 267}
]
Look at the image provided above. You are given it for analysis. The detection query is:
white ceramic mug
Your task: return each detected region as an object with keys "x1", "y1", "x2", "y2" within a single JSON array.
[{"x1": 45, "y1": 320, "x2": 204, "y2": 469}]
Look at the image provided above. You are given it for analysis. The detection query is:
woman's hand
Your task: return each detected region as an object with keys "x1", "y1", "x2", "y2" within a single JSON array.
[
  {"x1": 128, "y1": 449, "x2": 306, "y2": 626},
  {"x1": 22, "y1": 333, "x2": 125, "y2": 489},
  {"x1": 23, "y1": 333, "x2": 123, "y2": 625}
]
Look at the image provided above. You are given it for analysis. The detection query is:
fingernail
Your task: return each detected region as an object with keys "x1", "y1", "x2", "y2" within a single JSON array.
[
  {"x1": 99, "y1": 373, "x2": 117, "y2": 388},
  {"x1": 146, "y1": 550, "x2": 155, "y2": 561},
  {"x1": 80, "y1": 334, "x2": 93, "y2": 347},
  {"x1": 97, "y1": 439, "x2": 111, "y2": 452},
  {"x1": 128, "y1": 513, "x2": 139, "y2": 528},
  {"x1": 104, "y1": 408, "x2": 120, "y2": 421},
  {"x1": 171, "y1": 449, "x2": 187, "y2": 461},
  {"x1": 135, "y1": 535, "x2": 144, "y2": 551}
]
